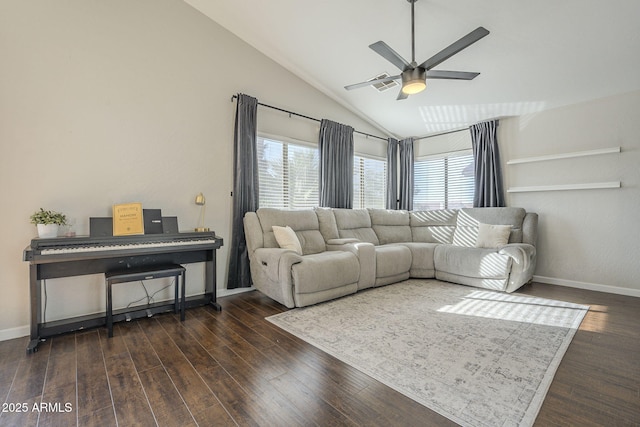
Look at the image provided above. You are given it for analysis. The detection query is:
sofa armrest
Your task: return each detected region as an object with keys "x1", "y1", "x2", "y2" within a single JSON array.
[
  {"x1": 499, "y1": 243, "x2": 537, "y2": 292},
  {"x1": 499, "y1": 243, "x2": 536, "y2": 270},
  {"x1": 498, "y1": 243, "x2": 536, "y2": 292},
  {"x1": 253, "y1": 248, "x2": 303, "y2": 282},
  {"x1": 522, "y1": 213, "x2": 538, "y2": 246},
  {"x1": 243, "y1": 212, "x2": 264, "y2": 255},
  {"x1": 326, "y1": 241, "x2": 376, "y2": 290}
]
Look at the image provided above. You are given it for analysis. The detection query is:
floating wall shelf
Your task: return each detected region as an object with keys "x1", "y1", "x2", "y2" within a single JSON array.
[
  {"x1": 507, "y1": 182, "x2": 621, "y2": 193},
  {"x1": 507, "y1": 146, "x2": 620, "y2": 165}
]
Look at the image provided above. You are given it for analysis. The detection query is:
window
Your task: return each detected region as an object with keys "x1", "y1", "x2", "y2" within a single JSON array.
[
  {"x1": 413, "y1": 152, "x2": 474, "y2": 210},
  {"x1": 257, "y1": 135, "x2": 386, "y2": 209},
  {"x1": 353, "y1": 155, "x2": 387, "y2": 209},
  {"x1": 257, "y1": 136, "x2": 319, "y2": 209}
]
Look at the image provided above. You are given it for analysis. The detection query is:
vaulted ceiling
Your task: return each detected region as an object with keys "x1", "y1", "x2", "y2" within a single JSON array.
[{"x1": 185, "y1": 0, "x2": 640, "y2": 139}]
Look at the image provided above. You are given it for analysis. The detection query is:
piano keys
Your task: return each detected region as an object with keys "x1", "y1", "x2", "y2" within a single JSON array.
[
  {"x1": 39, "y1": 237, "x2": 218, "y2": 255},
  {"x1": 26, "y1": 231, "x2": 219, "y2": 257},
  {"x1": 23, "y1": 231, "x2": 223, "y2": 353}
]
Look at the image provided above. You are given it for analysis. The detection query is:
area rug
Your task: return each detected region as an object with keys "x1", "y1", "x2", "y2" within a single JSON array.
[{"x1": 266, "y1": 279, "x2": 589, "y2": 427}]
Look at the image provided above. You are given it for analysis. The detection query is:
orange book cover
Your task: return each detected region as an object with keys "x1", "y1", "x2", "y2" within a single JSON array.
[{"x1": 112, "y1": 202, "x2": 144, "y2": 236}]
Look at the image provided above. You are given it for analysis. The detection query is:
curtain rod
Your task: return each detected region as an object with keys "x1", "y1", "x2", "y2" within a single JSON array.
[
  {"x1": 415, "y1": 118, "x2": 501, "y2": 141},
  {"x1": 231, "y1": 95, "x2": 388, "y2": 142},
  {"x1": 414, "y1": 127, "x2": 469, "y2": 141}
]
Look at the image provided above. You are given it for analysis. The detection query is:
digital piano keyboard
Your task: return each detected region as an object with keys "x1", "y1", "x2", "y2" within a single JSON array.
[
  {"x1": 25, "y1": 231, "x2": 220, "y2": 260},
  {"x1": 23, "y1": 231, "x2": 223, "y2": 354}
]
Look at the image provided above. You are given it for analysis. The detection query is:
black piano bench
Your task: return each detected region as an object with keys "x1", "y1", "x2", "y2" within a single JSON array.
[{"x1": 105, "y1": 264, "x2": 186, "y2": 338}]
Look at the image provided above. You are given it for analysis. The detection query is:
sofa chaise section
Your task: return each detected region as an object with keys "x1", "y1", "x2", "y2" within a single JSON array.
[{"x1": 433, "y1": 208, "x2": 537, "y2": 293}]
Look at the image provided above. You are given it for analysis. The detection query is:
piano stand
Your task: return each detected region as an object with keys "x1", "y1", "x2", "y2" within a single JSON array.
[
  {"x1": 23, "y1": 232, "x2": 223, "y2": 354},
  {"x1": 27, "y1": 338, "x2": 41, "y2": 354},
  {"x1": 105, "y1": 264, "x2": 186, "y2": 338}
]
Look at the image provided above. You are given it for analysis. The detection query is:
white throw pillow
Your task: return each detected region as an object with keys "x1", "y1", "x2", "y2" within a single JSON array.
[
  {"x1": 475, "y1": 223, "x2": 511, "y2": 249},
  {"x1": 272, "y1": 225, "x2": 303, "y2": 255}
]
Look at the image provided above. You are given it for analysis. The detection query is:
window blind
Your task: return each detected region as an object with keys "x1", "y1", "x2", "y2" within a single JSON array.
[
  {"x1": 257, "y1": 135, "x2": 386, "y2": 210},
  {"x1": 413, "y1": 152, "x2": 474, "y2": 210},
  {"x1": 353, "y1": 155, "x2": 387, "y2": 209},
  {"x1": 257, "y1": 137, "x2": 319, "y2": 209}
]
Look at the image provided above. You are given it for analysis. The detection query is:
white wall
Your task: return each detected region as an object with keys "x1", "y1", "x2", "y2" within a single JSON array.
[
  {"x1": 415, "y1": 130, "x2": 472, "y2": 159},
  {"x1": 500, "y1": 90, "x2": 640, "y2": 296},
  {"x1": 0, "y1": 0, "x2": 387, "y2": 339},
  {"x1": 415, "y1": 91, "x2": 640, "y2": 297}
]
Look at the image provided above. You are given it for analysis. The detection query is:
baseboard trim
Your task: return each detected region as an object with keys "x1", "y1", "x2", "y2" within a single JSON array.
[
  {"x1": 0, "y1": 288, "x2": 256, "y2": 343},
  {"x1": 0, "y1": 325, "x2": 29, "y2": 342},
  {"x1": 534, "y1": 275, "x2": 640, "y2": 298},
  {"x1": 218, "y1": 286, "x2": 255, "y2": 297}
]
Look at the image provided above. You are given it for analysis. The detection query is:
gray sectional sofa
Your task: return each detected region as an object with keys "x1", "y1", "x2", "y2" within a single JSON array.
[{"x1": 243, "y1": 207, "x2": 538, "y2": 308}]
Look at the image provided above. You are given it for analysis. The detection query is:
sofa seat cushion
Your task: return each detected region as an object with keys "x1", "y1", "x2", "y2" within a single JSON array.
[
  {"x1": 394, "y1": 242, "x2": 438, "y2": 278},
  {"x1": 434, "y1": 244, "x2": 512, "y2": 279},
  {"x1": 291, "y1": 251, "x2": 360, "y2": 294},
  {"x1": 375, "y1": 245, "x2": 412, "y2": 278}
]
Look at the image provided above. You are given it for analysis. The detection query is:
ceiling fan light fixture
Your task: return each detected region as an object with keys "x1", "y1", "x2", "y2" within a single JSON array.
[
  {"x1": 401, "y1": 68, "x2": 426, "y2": 94},
  {"x1": 344, "y1": 0, "x2": 488, "y2": 100}
]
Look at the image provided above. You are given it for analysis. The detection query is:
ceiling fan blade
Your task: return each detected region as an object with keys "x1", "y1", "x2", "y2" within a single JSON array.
[
  {"x1": 426, "y1": 70, "x2": 480, "y2": 80},
  {"x1": 419, "y1": 27, "x2": 490, "y2": 71},
  {"x1": 344, "y1": 75, "x2": 401, "y2": 91},
  {"x1": 396, "y1": 90, "x2": 409, "y2": 101},
  {"x1": 369, "y1": 41, "x2": 411, "y2": 71}
]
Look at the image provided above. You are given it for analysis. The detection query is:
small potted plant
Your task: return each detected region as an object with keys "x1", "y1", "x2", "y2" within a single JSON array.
[{"x1": 30, "y1": 208, "x2": 68, "y2": 238}]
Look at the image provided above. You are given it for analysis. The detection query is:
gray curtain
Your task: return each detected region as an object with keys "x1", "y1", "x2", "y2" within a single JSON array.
[
  {"x1": 398, "y1": 137, "x2": 414, "y2": 210},
  {"x1": 319, "y1": 119, "x2": 354, "y2": 208},
  {"x1": 470, "y1": 119, "x2": 505, "y2": 207},
  {"x1": 386, "y1": 138, "x2": 399, "y2": 209},
  {"x1": 227, "y1": 94, "x2": 258, "y2": 289}
]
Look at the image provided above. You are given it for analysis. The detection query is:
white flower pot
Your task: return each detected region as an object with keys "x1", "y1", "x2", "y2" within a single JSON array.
[{"x1": 37, "y1": 224, "x2": 59, "y2": 238}]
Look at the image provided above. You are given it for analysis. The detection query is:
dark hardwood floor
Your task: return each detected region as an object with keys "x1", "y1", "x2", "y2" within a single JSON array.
[{"x1": 1, "y1": 281, "x2": 638, "y2": 426}]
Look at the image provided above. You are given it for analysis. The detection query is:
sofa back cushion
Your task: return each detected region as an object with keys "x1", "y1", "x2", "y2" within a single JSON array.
[
  {"x1": 256, "y1": 208, "x2": 326, "y2": 255},
  {"x1": 315, "y1": 207, "x2": 340, "y2": 241},
  {"x1": 368, "y1": 209, "x2": 412, "y2": 244},
  {"x1": 452, "y1": 207, "x2": 526, "y2": 247},
  {"x1": 410, "y1": 209, "x2": 458, "y2": 243},
  {"x1": 332, "y1": 208, "x2": 380, "y2": 245}
]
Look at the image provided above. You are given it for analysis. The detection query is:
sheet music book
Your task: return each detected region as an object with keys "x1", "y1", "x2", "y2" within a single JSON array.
[{"x1": 112, "y1": 203, "x2": 144, "y2": 236}]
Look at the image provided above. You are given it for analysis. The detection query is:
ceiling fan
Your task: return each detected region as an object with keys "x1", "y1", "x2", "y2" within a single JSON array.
[{"x1": 344, "y1": 0, "x2": 489, "y2": 100}]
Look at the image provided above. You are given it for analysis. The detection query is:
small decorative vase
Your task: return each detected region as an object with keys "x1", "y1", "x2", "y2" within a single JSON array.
[{"x1": 37, "y1": 224, "x2": 59, "y2": 238}]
